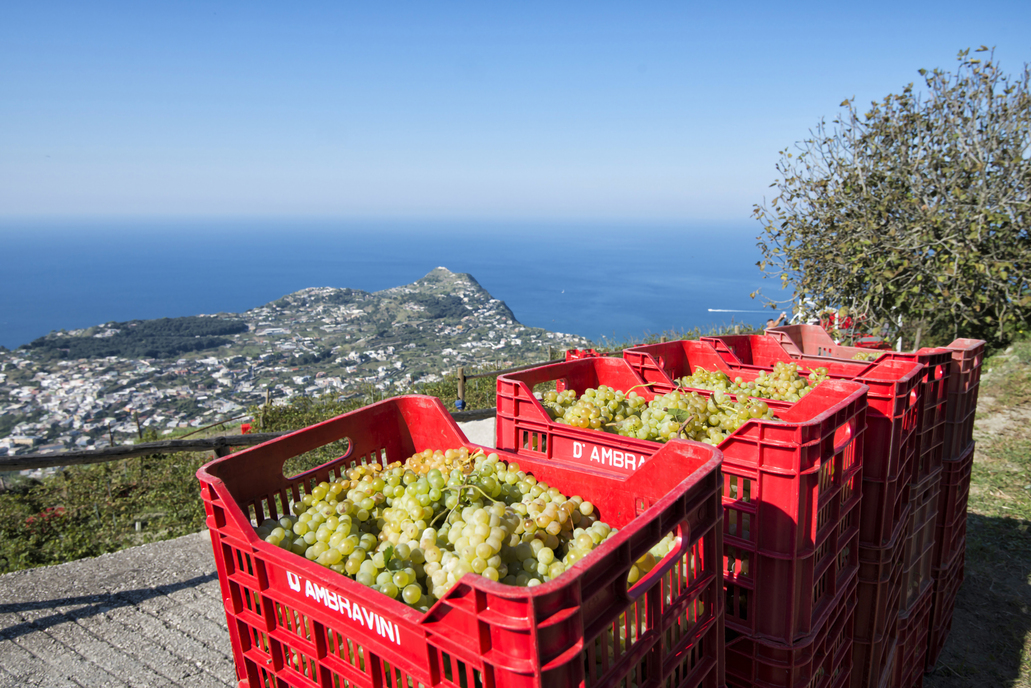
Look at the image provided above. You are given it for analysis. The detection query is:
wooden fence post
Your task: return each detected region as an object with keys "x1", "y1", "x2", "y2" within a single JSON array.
[{"x1": 456, "y1": 367, "x2": 466, "y2": 408}]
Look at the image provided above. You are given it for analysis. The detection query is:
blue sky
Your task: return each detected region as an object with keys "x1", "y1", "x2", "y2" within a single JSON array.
[{"x1": 2, "y1": 2, "x2": 1029, "y2": 222}]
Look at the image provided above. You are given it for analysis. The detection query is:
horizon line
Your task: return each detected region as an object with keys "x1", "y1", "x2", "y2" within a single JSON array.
[{"x1": 0, "y1": 214, "x2": 764, "y2": 227}]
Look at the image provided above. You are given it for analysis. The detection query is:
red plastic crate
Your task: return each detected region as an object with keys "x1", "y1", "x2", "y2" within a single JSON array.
[
  {"x1": 725, "y1": 571, "x2": 857, "y2": 688},
  {"x1": 925, "y1": 544, "x2": 966, "y2": 672},
  {"x1": 197, "y1": 395, "x2": 726, "y2": 688},
  {"x1": 496, "y1": 357, "x2": 867, "y2": 645},
  {"x1": 698, "y1": 336, "x2": 923, "y2": 485},
  {"x1": 622, "y1": 339, "x2": 757, "y2": 395},
  {"x1": 765, "y1": 325, "x2": 953, "y2": 486},
  {"x1": 631, "y1": 336, "x2": 921, "y2": 547},
  {"x1": 893, "y1": 583, "x2": 933, "y2": 688},
  {"x1": 856, "y1": 513, "x2": 908, "y2": 641},
  {"x1": 626, "y1": 336, "x2": 919, "y2": 479},
  {"x1": 852, "y1": 514, "x2": 907, "y2": 688},
  {"x1": 859, "y1": 460, "x2": 914, "y2": 550},
  {"x1": 876, "y1": 639, "x2": 898, "y2": 688},
  {"x1": 853, "y1": 623, "x2": 899, "y2": 688},
  {"x1": 941, "y1": 339, "x2": 984, "y2": 462},
  {"x1": 931, "y1": 442, "x2": 974, "y2": 572},
  {"x1": 910, "y1": 437, "x2": 943, "y2": 497},
  {"x1": 900, "y1": 467, "x2": 942, "y2": 614}
]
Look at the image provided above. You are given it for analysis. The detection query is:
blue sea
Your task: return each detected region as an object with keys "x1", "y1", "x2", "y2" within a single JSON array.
[{"x1": 0, "y1": 219, "x2": 787, "y2": 350}]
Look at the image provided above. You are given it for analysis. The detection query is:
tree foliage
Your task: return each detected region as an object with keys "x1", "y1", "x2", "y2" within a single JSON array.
[
  {"x1": 23, "y1": 316, "x2": 248, "y2": 360},
  {"x1": 406, "y1": 294, "x2": 471, "y2": 320},
  {"x1": 755, "y1": 48, "x2": 1031, "y2": 346}
]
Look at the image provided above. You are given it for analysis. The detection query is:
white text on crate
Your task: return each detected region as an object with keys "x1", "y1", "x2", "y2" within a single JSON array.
[
  {"x1": 286, "y1": 570, "x2": 402, "y2": 645},
  {"x1": 572, "y1": 442, "x2": 643, "y2": 471}
]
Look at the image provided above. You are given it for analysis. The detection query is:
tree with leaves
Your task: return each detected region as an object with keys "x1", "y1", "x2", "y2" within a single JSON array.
[{"x1": 754, "y1": 48, "x2": 1031, "y2": 347}]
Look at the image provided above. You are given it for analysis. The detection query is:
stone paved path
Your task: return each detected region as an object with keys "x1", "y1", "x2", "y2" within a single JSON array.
[{"x1": 0, "y1": 531, "x2": 235, "y2": 688}]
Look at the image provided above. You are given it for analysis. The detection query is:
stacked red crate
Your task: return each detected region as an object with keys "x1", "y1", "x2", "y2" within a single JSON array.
[
  {"x1": 724, "y1": 572, "x2": 857, "y2": 688},
  {"x1": 921, "y1": 340, "x2": 983, "y2": 670},
  {"x1": 892, "y1": 466, "x2": 943, "y2": 688},
  {"x1": 894, "y1": 584, "x2": 935, "y2": 688},
  {"x1": 676, "y1": 335, "x2": 923, "y2": 688},
  {"x1": 941, "y1": 340, "x2": 984, "y2": 463},
  {"x1": 851, "y1": 512, "x2": 908, "y2": 688},
  {"x1": 764, "y1": 325, "x2": 952, "y2": 486},
  {"x1": 925, "y1": 543, "x2": 966, "y2": 673},
  {"x1": 495, "y1": 356, "x2": 867, "y2": 687},
  {"x1": 690, "y1": 335, "x2": 923, "y2": 548},
  {"x1": 763, "y1": 326, "x2": 988, "y2": 679},
  {"x1": 925, "y1": 442, "x2": 975, "y2": 670}
]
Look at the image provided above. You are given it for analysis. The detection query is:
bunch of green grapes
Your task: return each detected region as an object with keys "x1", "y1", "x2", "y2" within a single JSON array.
[
  {"x1": 542, "y1": 385, "x2": 647, "y2": 429},
  {"x1": 676, "y1": 361, "x2": 828, "y2": 403},
  {"x1": 540, "y1": 384, "x2": 777, "y2": 445},
  {"x1": 616, "y1": 390, "x2": 776, "y2": 445},
  {"x1": 852, "y1": 351, "x2": 879, "y2": 361},
  {"x1": 541, "y1": 388, "x2": 579, "y2": 418},
  {"x1": 255, "y1": 448, "x2": 672, "y2": 611}
]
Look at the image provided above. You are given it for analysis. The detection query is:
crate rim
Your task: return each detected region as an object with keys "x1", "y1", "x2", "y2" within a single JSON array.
[
  {"x1": 497, "y1": 358, "x2": 870, "y2": 436},
  {"x1": 692, "y1": 334, "x2": 927, "y2": 389}
]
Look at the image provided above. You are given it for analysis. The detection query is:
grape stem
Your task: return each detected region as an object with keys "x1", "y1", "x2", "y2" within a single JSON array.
[
  {"x1": 624, "y1": 382, "x2": 656, "y2": 396},
  {"x1": 604, "y1": 417, "x2": 637, "y2": 432},
  {"x1": 672, "y1": 380, "x2": 744, "y2": 411},
  {"x1": 429, "y1": 480, "x2": 501, "y2": 528},
  {"x1": 673, "y1": 413, "x2": 695, "y2": 440}
]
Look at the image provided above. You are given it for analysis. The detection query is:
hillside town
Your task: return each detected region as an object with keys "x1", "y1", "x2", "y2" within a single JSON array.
[{"x1": 0, "y1": 268, "x2": 590, "y2": 458}]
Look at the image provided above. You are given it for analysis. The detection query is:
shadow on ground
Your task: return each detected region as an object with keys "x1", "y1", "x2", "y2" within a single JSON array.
[
  {"x1": 0, "y1": 572, "x2": 218, "y2": 642},
  {"x1": 924, "y1": 513, "x2": 1031, "y2": 688}
]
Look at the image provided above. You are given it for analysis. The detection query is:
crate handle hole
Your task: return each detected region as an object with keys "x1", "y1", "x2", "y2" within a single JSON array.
[
  {"x1": 627, "y1": 522, "x2": 689, "y2": 599},
  {"x1": 282, "y1": 437, "x2": 353, "y2": 479},
  {"x1": 832, "y1": 421, "x2": 854, "y2": 454}
]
